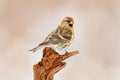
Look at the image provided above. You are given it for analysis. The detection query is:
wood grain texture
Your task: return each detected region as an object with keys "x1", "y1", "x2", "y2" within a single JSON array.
[{"x1": 33, "y1": 47, "x2": 79, "y2": 80}]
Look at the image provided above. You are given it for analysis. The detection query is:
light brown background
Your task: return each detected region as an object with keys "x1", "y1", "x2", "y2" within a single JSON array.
[{"x1": 0, "y1": 0, "x2": 120, "y2": 80}]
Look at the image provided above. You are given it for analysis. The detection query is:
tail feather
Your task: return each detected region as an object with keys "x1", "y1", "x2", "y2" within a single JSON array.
[
  {"x1": 29, "y1": 43, "x2": 44, "y2": 53},
  {"x1": 29, "y1": 45, "x2": 40, "y2": 53}
]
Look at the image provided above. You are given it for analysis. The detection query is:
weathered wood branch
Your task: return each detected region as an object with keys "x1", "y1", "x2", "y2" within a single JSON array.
[{"x1": 33, "y1": 47, "x2": 79, "y2": 80}]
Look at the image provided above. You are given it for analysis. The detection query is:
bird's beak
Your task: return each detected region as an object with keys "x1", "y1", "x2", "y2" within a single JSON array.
[{"x1": 70, "y1": 21, "x2": 73, "y2": 24}]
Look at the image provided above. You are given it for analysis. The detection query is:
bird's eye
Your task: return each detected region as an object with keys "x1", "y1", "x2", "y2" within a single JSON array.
[{"x1": 69, "y1": 24, "x2": 73, "y2": 27}]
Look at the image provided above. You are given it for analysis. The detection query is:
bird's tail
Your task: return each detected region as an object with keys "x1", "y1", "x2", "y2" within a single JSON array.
[{"x1": 29, "y1": 43, "x2": 44, "y2": 53}]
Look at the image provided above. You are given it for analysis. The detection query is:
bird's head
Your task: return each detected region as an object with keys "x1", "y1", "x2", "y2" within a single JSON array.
[{"x1": 61, "y1": 17, "x2": 74, "y2": 28}]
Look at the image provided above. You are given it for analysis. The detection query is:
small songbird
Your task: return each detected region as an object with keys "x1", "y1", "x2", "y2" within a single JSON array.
[{"x1": 29, "y1": 17, "x2": 74, "y2": 54}]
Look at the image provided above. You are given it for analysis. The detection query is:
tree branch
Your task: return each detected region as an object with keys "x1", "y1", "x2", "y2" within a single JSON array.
[{"x1": 33, "y1": 47, "x2": 79, "y2": 80}]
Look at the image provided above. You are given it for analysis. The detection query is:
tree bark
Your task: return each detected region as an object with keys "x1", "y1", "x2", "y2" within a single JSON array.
[{"x1": 33, "y1": 47, "x2": 79, "y2": 80}]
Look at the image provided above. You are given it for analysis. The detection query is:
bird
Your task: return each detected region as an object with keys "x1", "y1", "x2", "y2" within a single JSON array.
[{"x1": 29, "y1": 16, "x2": 75, "y2": 54}]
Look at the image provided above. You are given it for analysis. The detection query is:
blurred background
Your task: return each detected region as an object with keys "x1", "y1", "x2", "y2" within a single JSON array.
[{"x1": 0, "y1": 0, "x2": 120, "y2": 80}]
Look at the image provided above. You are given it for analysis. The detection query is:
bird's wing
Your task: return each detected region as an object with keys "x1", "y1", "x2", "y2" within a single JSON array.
[
  {"x1": 44, "y1": 32, "x2": 63, "y2": 44},
  {"x1": 46, "y1": 26, "x2": 72, "y2": 43},
  {"x1": 58, "y1": 27, "x2": 73, "y2": 41}
]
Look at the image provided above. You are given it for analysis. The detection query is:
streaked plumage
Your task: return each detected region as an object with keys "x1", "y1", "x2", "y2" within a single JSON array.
[{"x1": 29, "y1": 17, "x2": 74, "y2": 53}]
